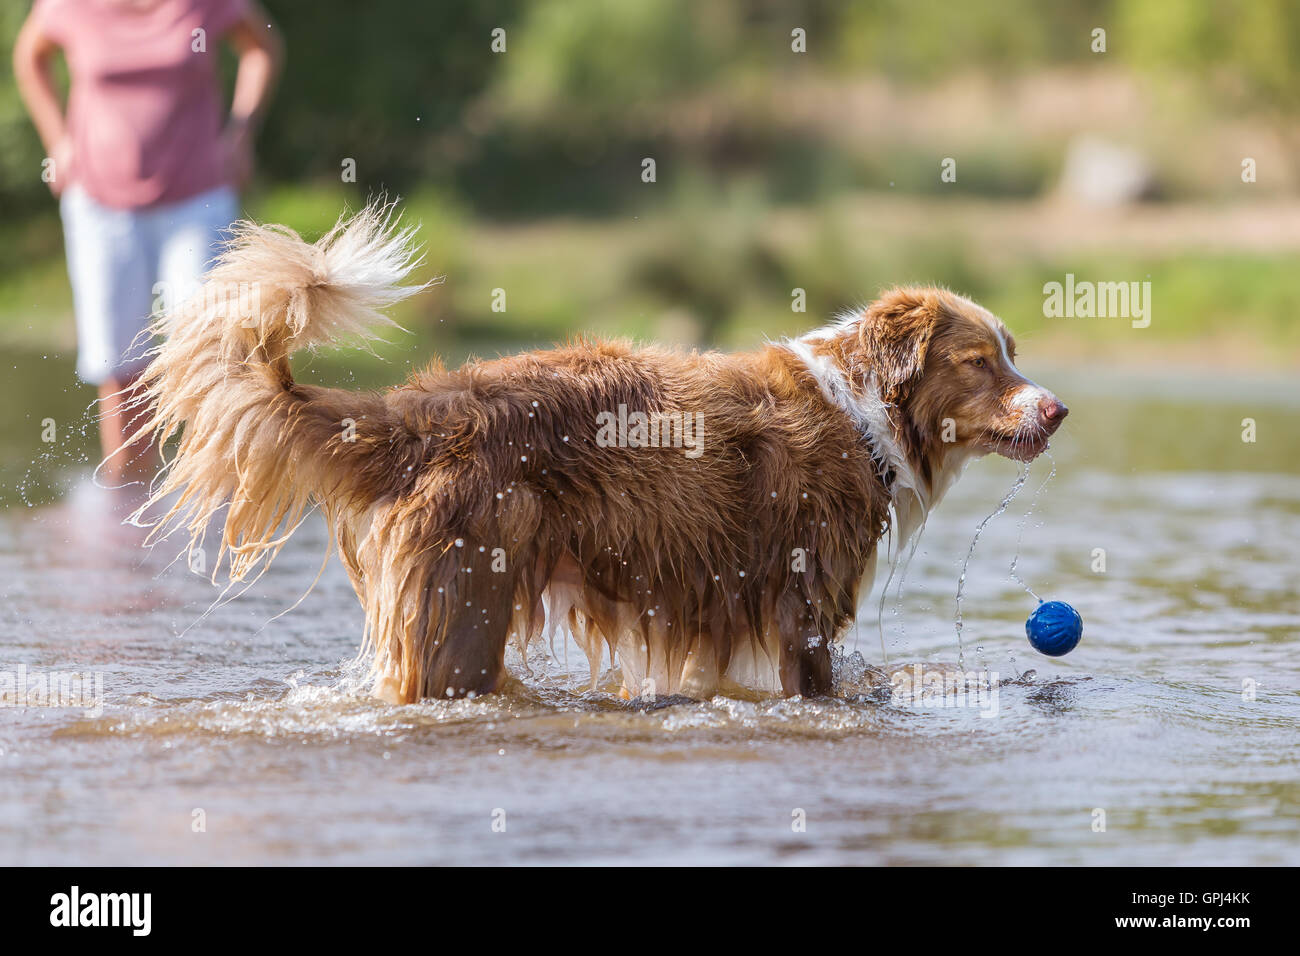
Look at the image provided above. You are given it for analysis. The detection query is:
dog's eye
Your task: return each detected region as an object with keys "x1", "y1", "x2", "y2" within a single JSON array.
[{"x1": 969, "y1": 357, "x2": 986, "y2": 369}]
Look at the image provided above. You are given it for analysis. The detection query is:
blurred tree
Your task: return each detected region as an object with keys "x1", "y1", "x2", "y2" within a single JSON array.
[
  {"x1": 0, "y1": 0, "x2": 525, "y2": 214},
  {"x1": 834, "y1": 0, "x2": 1104, "y2": 82},
  {"x1": 254, "y1": 0, "x2": 523, "y2": 188},
  {"x1": 1118, "y1": 0, "x2": 1300, "y2": 162},
  {"x1": 0, "y1": 3, "x2": 57, "y2": 216},
  {"x1": 3, "y1": 0, "x2": 1300, "y2": 216},
  {"x1": 491, "y1": 0, "x2": 734, "y2": 130}
]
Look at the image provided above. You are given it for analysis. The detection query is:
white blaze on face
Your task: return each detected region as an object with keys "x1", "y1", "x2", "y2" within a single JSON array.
[
  {"x1": 981, "y1": 309, "x2": 1049, "y2": 422},
  {"x1": 1009, "y1": 382, "x2": 1050, "y2": 417}
]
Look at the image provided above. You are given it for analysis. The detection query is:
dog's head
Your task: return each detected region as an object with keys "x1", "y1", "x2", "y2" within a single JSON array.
[
  {"x1": 801, "y1": 287, "x2": 1066, "y2": 471},
  {"x1": 858, "y1": 287, "x2": 1067, "y2": 463}
]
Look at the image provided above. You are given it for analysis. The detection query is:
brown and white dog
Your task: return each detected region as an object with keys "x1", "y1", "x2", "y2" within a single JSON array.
[{"x1": 130, "y1": 206, "x2": 1067, "y2": 704}]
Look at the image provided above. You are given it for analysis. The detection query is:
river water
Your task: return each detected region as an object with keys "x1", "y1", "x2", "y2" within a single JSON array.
[{"x1": 1, "y1": 356, "x2": 1297, "y2": 864}]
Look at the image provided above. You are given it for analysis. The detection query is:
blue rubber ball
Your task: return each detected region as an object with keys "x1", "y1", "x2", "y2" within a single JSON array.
[{"x1": 1026, "y1": 600, "x2": 1083, "y2": 656}]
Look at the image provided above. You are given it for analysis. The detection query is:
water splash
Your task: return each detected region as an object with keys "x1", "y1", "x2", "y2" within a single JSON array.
[
  {"x1": 953, "y1": 462, "x2": 1031, "y2": 668},
  {"x1": 878, "y1": 519, "x2": 926, "y2": 660},
  {"x1": 873, "y1": 524, "x2": 914, "y2": 667},
  {"x1": 1009, "y1": 451, "x2": 1057, "y2": 601}
]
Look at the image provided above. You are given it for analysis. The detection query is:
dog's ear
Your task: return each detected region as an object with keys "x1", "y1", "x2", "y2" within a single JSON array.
[{"x1": 858, "y1": 288, "x2": 938, "y2": 405}]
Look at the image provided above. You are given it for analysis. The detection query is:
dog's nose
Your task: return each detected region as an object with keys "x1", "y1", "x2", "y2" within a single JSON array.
[{"x1": 1039, "y1": 396, "x2": 1068, "y2": 422}]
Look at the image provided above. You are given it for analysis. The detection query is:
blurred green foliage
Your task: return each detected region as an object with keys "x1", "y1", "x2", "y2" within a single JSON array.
[
  {"x1": 5, "y1": 0, "x2": 1300, "y2": 214},
  {"x1": 2, "y1": 0, "x2": 1299, "y2": 367}
]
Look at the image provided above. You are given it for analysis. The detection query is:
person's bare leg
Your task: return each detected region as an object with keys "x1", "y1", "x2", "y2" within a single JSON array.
[{"x1": 97, "y1": 372, "x2": 156, "y2": 490}]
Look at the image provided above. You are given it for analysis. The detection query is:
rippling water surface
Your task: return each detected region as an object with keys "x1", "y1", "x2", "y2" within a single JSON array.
[{"x1": 1, "y1": 362, "x2": 1297, "y2": 864}]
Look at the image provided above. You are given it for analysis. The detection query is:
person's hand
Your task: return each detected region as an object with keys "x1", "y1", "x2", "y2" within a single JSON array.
[
  {"x1": 48, "y1": 136, "x2": 73, "y2": 197},
  {"x1": 221, "y1": 120, "x2": 255, "y2": 189}
]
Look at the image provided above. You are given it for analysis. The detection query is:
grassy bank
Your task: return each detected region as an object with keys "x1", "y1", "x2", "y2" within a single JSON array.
[{"x1": 2, "y1": 183, "x2": 1298, "y2": 387}]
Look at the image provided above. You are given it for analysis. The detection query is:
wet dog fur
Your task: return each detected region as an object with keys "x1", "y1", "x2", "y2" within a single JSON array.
[{"x1": 129, "y1": 205, "x2": 1067, "y2": 703}]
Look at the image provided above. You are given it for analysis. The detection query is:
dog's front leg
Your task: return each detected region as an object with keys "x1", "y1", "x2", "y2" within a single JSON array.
[{"x1": 776, "y1": 599, "x2": 835, "y2": 697}]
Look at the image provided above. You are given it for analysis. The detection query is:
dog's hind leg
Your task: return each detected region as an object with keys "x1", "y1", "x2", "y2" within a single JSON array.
[
  {"x1": 409, "y1": 537, "x2": 521, "y2": 702},
  {"x1": 369, "y1": 469, "x2": 542, "y2": 703},
  {"x1": 362, "y1": 531, "x2": 520, "y2": 703}
]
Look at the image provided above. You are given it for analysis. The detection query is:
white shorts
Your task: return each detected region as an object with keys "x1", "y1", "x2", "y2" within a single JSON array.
[{"x1": 60, "y1": 184, "x2": 239, "y2": 385}]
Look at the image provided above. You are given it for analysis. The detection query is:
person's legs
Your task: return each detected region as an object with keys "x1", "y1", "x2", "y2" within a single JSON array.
[
  {"x1": 96, "y1": 371, "x2": 156, "y2": 489},
  {"x1": 133, "y1": 188, "x2": 239, "y2": 491},
  {"x1": 59, "y1": 186, "x2": 159, "y2": 490},
  {"x1": 153, "y1": 186, "x2": 239, "y2": 317},
  {"x1": 126, "y1": 187, "x2": 239, "y2": 494}
]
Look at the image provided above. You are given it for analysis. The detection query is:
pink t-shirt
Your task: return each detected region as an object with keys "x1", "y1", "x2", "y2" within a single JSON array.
[{"x1": 34, "y1": 0, "x2": 249, "y2": 209}]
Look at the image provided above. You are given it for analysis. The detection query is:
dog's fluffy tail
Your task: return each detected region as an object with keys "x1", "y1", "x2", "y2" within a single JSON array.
[{"x1": 128, "y1": 202, "x2": 428, "y2": 584}]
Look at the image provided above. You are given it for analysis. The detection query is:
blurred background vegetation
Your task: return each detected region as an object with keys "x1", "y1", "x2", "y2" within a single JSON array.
[{"x1": 2, "y1": 0, "x2": 1299, "y2": 391}]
